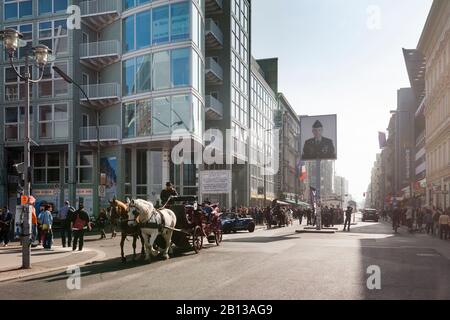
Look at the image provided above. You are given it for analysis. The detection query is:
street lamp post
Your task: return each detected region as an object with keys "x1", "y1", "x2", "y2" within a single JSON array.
[
  {"x1": 52, "y1": 67, "x2": 99, "y2": 214},
  {"x1": 0, "y1": 29, "x2": 52, "y2": 269}
]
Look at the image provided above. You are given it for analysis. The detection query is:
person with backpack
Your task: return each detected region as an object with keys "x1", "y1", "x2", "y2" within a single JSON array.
[
  {"x1": 71, "y1": 203, "x2": 91, "y2": 251},
  {"x1": 40, "y1": 205, "x2": 53, "y2": 249}
]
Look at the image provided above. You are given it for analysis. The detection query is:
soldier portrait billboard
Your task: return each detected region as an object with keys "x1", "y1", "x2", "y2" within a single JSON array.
[{"x1": 300, "y1": 115, "x2": 337, "y2": 161}]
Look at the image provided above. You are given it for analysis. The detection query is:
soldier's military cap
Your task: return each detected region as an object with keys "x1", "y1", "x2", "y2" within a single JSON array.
[{"x1": 313, "y1": 120, "x2": 323, "y2": 128}]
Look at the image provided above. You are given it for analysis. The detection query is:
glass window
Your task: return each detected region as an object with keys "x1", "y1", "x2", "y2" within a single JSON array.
[
  {"x1": 138, "y1": 0, "x2": 151, "y2": 5},
  {"x1": 136, "y1": 10, "x2": 151, "y2": 49},
  {"x1": 19, "y1": 1, "x2": 32, "y2": 18},
  {"x1": 5, "y1": 3, "x2": 18, "y2": 20},
  {"x1": 152, "y1": 6, "x2": 169, "y2": 45},
  {"x1": 123, "y1": 0, "x2": 135, "y2": 11},
  {"x1": 153, "y1": 96, "x2": 171, "y2": 135},
  {"x1": 123, "y1": 102, "x2": 136, "y2": 138},
  {"x1": 171, "y1": 48, "x2": 190, "y2": 87},
  {"x1": 152, "y1": 50, "x2": 170, "y2": 90},
  {"x1": 123, "y1": 16, "x2": 135, "y2": 52},
  {"x1": 136, "y1": 54, "x2": 151, "y2": 93},
  {"x1": 172, "y1": 95, "x2": 192, "y2": 131},
  {"x1": 171, "y1": 2, "x2": 190, "y2": 41},
  {"x1": 39, "y1": 0, "x2": 52, "y2": 14},
  {"x1": 136, "y1": 150, "x2": 147, "y2": 185},
  {"x1": 123, "y1": 58, "x2": 136, "y2": 96},
  {"x1": 54, "y1": 0, "x2": 68, "y2": 12},
  {"x1": 136, "y1": 99, "x2": 152, "y2": 137}
]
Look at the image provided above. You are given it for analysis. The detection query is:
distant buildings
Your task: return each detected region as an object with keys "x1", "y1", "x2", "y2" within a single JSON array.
[{"x1": 368, "y1": 0, "x2": 450, "y2": 210}]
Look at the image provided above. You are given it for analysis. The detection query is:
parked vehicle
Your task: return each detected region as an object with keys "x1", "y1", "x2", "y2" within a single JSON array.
[
  {"x1": 220, "y1": 213, "x2": 255, "y2": 234},
  {"x1": 362, "y1": 209, "x2": 379, "y2": 222}
]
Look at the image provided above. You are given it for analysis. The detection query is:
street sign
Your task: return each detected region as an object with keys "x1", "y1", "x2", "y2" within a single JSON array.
[
  {"x1": 98, "y1": 185, "x2": 106, "y2": 198},
  {"x1": 20, "y1": 195, "x2": 28, "y2": 205}
]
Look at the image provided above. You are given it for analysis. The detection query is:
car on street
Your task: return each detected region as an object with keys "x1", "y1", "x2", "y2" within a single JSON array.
[
  {"x1": 220, "y1": 213, "x2": 256, "y2": 234},
  {"x1": 362, "y1": 208, "x2": 379, "y2": 222}
]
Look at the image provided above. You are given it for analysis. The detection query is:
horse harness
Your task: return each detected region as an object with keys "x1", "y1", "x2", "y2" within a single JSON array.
[{"x1": 139, "y1": 208, "x2": 167, "y2": 232}]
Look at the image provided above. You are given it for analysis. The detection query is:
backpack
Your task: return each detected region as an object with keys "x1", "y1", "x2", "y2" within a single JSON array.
[{"x1": 73, "y1": 213, "x2": 87, "y2": 230}]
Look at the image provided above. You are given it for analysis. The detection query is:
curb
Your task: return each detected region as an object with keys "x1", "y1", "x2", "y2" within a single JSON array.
[
  {"x1": 0, "y1": 248, "x2": 106, "y2": 283},
  {"x1": 296, "y1": 230, "x2": 335, "y2": 234}
]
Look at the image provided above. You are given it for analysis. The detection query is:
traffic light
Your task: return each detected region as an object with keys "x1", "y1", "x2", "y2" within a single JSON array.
[{"x1": 13, "y1": 162, "x2": 31, "y2": 193}]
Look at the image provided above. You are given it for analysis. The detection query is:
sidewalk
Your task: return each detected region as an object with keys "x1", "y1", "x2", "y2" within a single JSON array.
[
  {"x1": 382, "y1": 220, "x2": 450, "y2": 260},
  {"x1": 0, "y1": 243, "x2": 105, "y2": 283}
]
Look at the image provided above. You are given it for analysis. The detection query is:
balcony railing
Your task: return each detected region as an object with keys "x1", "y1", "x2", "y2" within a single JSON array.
[
  {"x1": 80, "y1": 0, "x2": 120, "y2": 29},
  {"x1": 80, "y1": 83, "x2": 121, "y2": 109},
  {"x1": 80, "y1": 0, "x2": 118, "y2": 16},
  {"x1": 206, "y1": 19, "x2": 223, "y2": 49},
  {"x1": 81, "y1": 83, "x2": 120, "y2": 99},
  {"x1": 205, "y1": 57, "x2": 223, "y2": 84},
  {"x1": 80, "y1": 40, "x2": 120, "y2": 58},
  {"x1": 205, "y1": 95, "x2": 223, "y2": 120},
  {"x1": 80, "y1": 40, "x2": 121, "y2": 70},
  {"x1": 205, "y1": 0, "x2": 223, "y2": 15},
  {"x1": 80, "y1": 125, "x2": 120, "y2": 142}
]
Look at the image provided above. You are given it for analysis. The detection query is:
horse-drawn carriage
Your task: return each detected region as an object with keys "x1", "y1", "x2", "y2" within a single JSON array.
[
  {"x1": 169, "y1": 196, "x2": 222, "y2": 253},
  {"x1": 266, "y1": 200, "x2": 292, "y2": 229}
]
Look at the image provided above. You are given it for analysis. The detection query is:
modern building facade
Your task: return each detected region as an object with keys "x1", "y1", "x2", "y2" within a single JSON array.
[
  {"x1": 417, "y1": 0, "x2": 450, "y2": 209},
  {"x1": 0, "y1": 0, "x2": 287, "y2": 215},
  {"x1": 275, "y1": 92, "x2": 301, "y2": 203}
]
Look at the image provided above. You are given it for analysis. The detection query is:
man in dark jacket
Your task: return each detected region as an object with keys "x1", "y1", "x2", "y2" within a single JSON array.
[
  {"x1": 71, "y1": 203, "x2": 91, "y2": 251},
  {"x1": 343, "y1": 207, "x2": 353, "y2": 232},
  {"x1": 0, "y1": 207, "x2": 12, "y2": 247},
  {"x1": 160, "y1": 182, "x2": 178, "y2": 206}
]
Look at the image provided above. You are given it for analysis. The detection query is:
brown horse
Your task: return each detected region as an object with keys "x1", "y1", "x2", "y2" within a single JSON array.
[{"x1": 107, "y1": 199, "x2": 145, "y2": 263}]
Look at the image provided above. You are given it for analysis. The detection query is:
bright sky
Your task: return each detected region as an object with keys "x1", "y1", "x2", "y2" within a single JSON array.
[{"x1": 252, "y1": 0, "x2": 432, "y2": 202}]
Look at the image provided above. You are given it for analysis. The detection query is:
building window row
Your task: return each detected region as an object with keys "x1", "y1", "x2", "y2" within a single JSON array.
[
  {"x1": 64, "y1": 152, "x2": 94, "y2": 184},
  {"x1": 123, "y1": 94, "x2": 203, "y2": 139},
  {"x1": 39, "y1": 19, "x2": 68, "y2": 55},
  {"x1": 4, "y1": 0, "x2": 32, "y2": 20},
  {"x1": 123, "y1": 2, "x2": 190, "y2": 53},
  {"x1": 4, "y1": 103, "x2": 68, "y2": 142},
  {"x1": 123, "y1": 47, "x2": 191, "y2": 96}
]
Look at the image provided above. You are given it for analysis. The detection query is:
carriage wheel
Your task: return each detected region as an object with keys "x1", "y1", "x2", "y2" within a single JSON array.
[
  {"x1": 192, "y1": 226, "x2": 203, "y2": 253},
  {"x1": 214, "y1": 230, "x2": 222, "y2": 246}
]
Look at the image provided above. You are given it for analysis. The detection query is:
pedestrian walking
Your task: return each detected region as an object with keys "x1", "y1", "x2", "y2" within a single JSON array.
[
  {"x1": 306, "y1": 208, "x2": 312, "y2": 226},
  {"x1": 438, "y1": 210, "x2": 449, "y2": 240},
  {"x1": 406, "y1": 206, "x2": 413, "y2": 232},
  {"x1": 343, "y1": 206, "x2": 352, "y2": 232},
  {"x1": 40, "y1": 205, "x2": 54, "y2": 249},
  {"x1": 432, "y1": 207, "x2": 440, "y2": 236},
  {"x1": 330, "y1": 206, "x2": 335, "y2": 227},
  {"x1": 71, "y1": 203, "x2": 91, "y2": 251},
  {"x1": 97, "y1": 208, "x2": 108, "y2": 240},
  {"x1": 416, "y1": 208, "x2": 424, "y2": 232},
  {"x1": 0, "y1": 207, "x2": 12, "y2": 246},
  {"x1": 424, "y1": 209, "x2": 433, "y2": 234},
  {"x1": 58, "y1": 201, "x2": 74, "y2": 248}
]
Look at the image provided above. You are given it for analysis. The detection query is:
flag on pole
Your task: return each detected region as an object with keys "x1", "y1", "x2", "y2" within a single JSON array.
[{"x1": 297, "y1": 160, "x2": 307, "y2": 182}]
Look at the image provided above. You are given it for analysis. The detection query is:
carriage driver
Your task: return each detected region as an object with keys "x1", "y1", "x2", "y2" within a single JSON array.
[{"x1": 160, "y1": 182, "x2": 178, "y2": 207}]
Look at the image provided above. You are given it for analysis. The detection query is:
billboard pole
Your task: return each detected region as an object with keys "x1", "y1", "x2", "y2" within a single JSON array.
[{"x1": 316, "y1": 159, "x2": 321, "y2": 230}]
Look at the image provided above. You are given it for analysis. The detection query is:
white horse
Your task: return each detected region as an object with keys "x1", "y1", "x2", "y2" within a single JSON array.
[{"x1": 126, "y1": 198, "x2": 177, "y2": 261}]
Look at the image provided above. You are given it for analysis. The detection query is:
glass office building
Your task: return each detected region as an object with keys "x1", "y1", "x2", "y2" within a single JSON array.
[{"x1": 0, "y1": 0, "x2": 285, "y2": 214}]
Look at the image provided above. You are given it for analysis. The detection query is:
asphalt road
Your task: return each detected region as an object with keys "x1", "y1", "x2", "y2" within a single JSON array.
[{"x1": 1, "y1": 214, "x2": 450, "y2": 300}]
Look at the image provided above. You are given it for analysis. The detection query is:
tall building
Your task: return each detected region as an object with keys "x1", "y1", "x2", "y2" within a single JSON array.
[
  {"x1": 275, "y1": 93, "x2": 301, "y2": 203},
  {"x1": 306, "y1": 160, "x2": 335, "y2": 200},
  {"x1": 0, "y1": 0, "x2": 283, "y2": 215},
  {"x1": 417, "y1": 0, "x2": 450, "y2": 209},
  {"x1": 402, "y1": 49, "x2": 427, "y2": 207},
  {"x1": 334, "y1": 175, "x2": 349, "y2": 208}
]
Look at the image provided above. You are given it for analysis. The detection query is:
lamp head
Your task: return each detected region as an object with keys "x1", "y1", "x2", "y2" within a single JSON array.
[
  {"x1": 31, "y1": 44, "x2": 52, "y2": 68},
  {"x1": 0, "y1": 28, "x2": 24, "y2": 55}
]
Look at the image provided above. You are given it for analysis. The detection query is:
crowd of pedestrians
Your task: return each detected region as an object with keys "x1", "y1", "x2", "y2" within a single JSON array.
[{"x1": 382, "y1": 205, "x2": 450, "y2": 240}]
